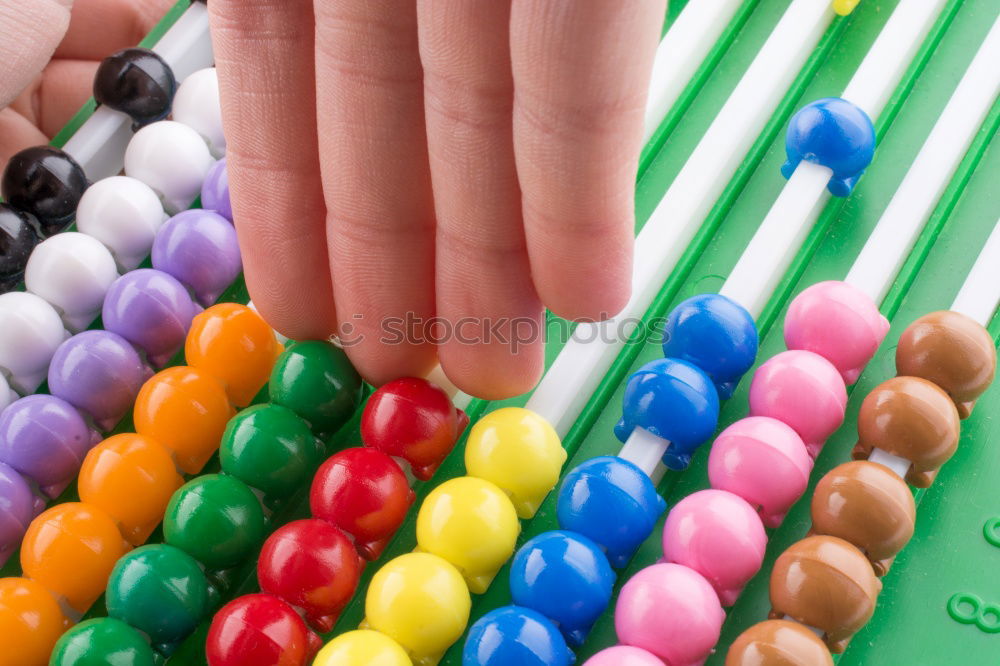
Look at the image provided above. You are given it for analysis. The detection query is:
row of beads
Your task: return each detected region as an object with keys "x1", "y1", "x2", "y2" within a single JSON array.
[{"x1": 727, "y1": 309, "x2": 996, "y2": 664}]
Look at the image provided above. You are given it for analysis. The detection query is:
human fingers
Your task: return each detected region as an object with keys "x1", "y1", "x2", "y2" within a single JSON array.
[
  {"x1": 55, "y1": 0, "x2": 176, "y2": 60},
  {"x1": 9, "y1": 59, "x2": 97, "y2": 138},
  {"x1": 0, "y1": 108, "x2": 48, "y2": 166},
  {"x1": 0, "y1": 0, "x2": 73, "y2": 108}
]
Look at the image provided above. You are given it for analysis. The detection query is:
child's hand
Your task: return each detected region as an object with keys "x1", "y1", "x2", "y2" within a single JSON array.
[{"x1": 210, "y1": 0, "x2": 665, "y2": 399}]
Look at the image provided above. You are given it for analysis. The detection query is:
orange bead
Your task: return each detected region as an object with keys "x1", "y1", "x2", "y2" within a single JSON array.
[
  {"x1": 0, "y1": 577, "x2": 69, "y2": 666},
  {"x1": 185, "y1": 304, "x2": 282, "y2": 407},
  {"x1": 134, "y1": 366, "x2": 235, "y2": 474},
  {"x1": 79, "y1": 433, "x2": 184, "y2": 546},
  {"x1": 20, "y1": 503, "x2": 130, "y2": 614}
]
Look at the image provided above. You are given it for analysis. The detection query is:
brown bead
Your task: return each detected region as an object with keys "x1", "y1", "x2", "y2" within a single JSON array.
[
  {"x1": 726, "y1": 619, "x2": 833, "y2": 666},
  {"x1": 852, "y1": 376, "x2": 960, "y2": 488},
  {"x1": 769, "y1": 535, "x2": 881, "y2": 653},
  {"x1": 896, "y1": 310, "x2": 995, "y2": 418},
  {"x1": 811, "y1": 461, "x2": 915, "y2": 575}
]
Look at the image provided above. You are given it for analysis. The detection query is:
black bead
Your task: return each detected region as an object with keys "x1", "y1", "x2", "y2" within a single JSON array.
[
  {"x1": 93, "y1": 48, "x2": 177, "y2": 128},
  {"x1": 1, "y1": 146, "x2": 88, "y2": 236},
  {"x1": 0, "y1": 203, "x2": 41, "y2": 292}
]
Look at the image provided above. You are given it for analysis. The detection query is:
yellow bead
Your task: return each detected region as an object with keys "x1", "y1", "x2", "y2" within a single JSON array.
[
  {"x1": 464, "y1": 407, "x2": 565, "y2": 518},
  {"x1": 416, "y1": 476, "x2": 519, "y2": 594},
  {"x1": 313, "y1": 630, "x2": 412, "y2": 666},
  {"x1": 832, "y1": 0, "x2": 861, "y2": 15},
  {"x1": 363, "y1": 553, "x2": 470, "y2": 666}
]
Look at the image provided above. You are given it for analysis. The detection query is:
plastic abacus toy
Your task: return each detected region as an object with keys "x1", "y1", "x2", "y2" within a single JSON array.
[{"x1": 4, "y1": 1, "x2": 1000, "y2": 666}]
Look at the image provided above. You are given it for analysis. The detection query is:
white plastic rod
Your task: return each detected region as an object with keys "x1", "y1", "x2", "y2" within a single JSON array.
[
  {"x1": 951, "y1": 218, "x2": 1000, "y2": 326},
  {"x1": 868, "y1": 448, "x2": 911, "y2": 480},
  {"x1": 642, "y1": 0, "x2": 744, "y2": 143},
  {"x1": 619, "y1": 427, "x2": 669, "y2": 479},
  {"x1": 528, "y1": 0, "x2": 835, "y2": 436},
  {"x1": 846, "y1": 13, "x2": 1000, "y2": 305},
  {"x1": 721, "y1": 0, "x2": 948, "y2": 318}
]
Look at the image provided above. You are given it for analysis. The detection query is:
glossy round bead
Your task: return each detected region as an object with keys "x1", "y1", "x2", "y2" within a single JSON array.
[
  {"x1": 102, "y1": 269, "x2": 199, "y2": 367},
  {"x1": 465, "y1": 407, "x2": 565, "y2": 519},
  {"x1": 0, "y1": 291, "x2": 66, "y2": 394},
  {"x1": 21, "y1": 503, "x2": 129, "y2": 613},
  {"x1": 134, "y1": 366, "x2": 235, "y2": 474},
  {"x1": 464, "y1": 606, "x2": 574, "y2": 666},
  {"x1": 556, "y1": 456, "x2": 666, "y2": 569},
  {"x1": 615, "y1": 563, "x2": 725, "y2": 666},
  {"x1": 164, "y1": 474, "x2": 265, "y2": 569},
  {"x1": 416, "y1": 476, "x2": 519, "y2": 593},
  {"x1": 124, "y1": 120, "x2": 214, "y2": 214},
  {"x1": 75, "y1": 176, "x2": 167, "y2": 271},
  {"x1": 51, "y1": 617, "x2": 158, "y2": 666},
  {"x1": 0, "y1": 577, "x2": 69, "y2": 666},
  {"x1": 185, "y1": 303, "x2": 280, "y2": 406},
  {"x1": 94, "y1": 48, "x2": 176, "y2": 127},
  {"x1": 152, "y1": 209, "x2": 241, "y2": 306},
  {"x1": 365, "y1": 552, "x2": 471, "y2": 664},
  {"x1": 309, "y1": 447, "x2": 414, "y2": 560},
  {"x1": 201, "y1": 157, "x2": 232, "y2": 222},
  {"x1": 173, "y1": 67, "x2": 225, "y2": 157},
  {"x1": 207, "y1": 594, "x2": 322, "y2": 666},
  {"x1": 726, "y1": 619, "x2": 834, "y2": 666},
  {"x1": 0, "y1": 394, "x2": 95, "y2": 497},
  {"x1": 48, "y1": 330, "x2": 150, "y2": 429},
  {"x1": 258, "y1": 519, "x2": 361, "y2": 632},
  {"x1": 78, "y1": 433, "x2": 182, "y2": 546},
  {"x1": 662, "y1": 293, "x2": 758, "y2": 399},
  {"x1": 362, "y1": 377, "x2": 468, "y2": 480},
  {"x1": 1, "y1": 146, "x2": 87, "y2": 234},
  {"x1": 510, "y1": 530, "x2": 615, "y2": 647},
  {"x1": 269, "y1": 340, "x2": 363, "y2": 434},
  {"x1": 314, "y1": 630, "x2": 410, "y2": 666},
  {"x1": 662, "y1": 489, "x2": 767, "y2": 606},
  {"x1": 615, "y1": 357, "x2": 720, "y2": 470},
  {"x1": 748, "y1": 350, "x2": 847, "y2": 458},
  {"x1": 0, "y1": 203, "x2": 41, "y2": 291},
  {"x1": 0, "y1": 463, "x2": 34, "y2": 565},
  {"x1": 106, "y1": 544, "x2": 210, "y2": 651},
  {"x1": 707, "y1": 416, "x2": 812, "y2": 528},
  {"x1": 584, "y1": 646, "x2": 665, "y2": 666}
]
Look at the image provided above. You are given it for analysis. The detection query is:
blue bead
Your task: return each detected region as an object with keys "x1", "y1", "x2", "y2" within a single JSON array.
[
  {"x1": 662, "y1": 293, "x2": 758, "y2": 399},
  {"x1": 463, "y1": 606, "x2": 575, "y2": 666},
  {"x1": 614, "y1": 358, "x2": 720, "y2": 470},
  {"x1": 781, "y1": 97, "x2": 875, "y2": 197},
  {"x1": 556, "y1": 456, "x2": 666, "y2": 569},
  {"x1": 510, "y1": 531, "x2": 615, "y2": 648}
]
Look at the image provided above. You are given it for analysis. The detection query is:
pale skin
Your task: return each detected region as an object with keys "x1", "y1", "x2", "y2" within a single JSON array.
[{"x1": 1, "y1": 0, "x2": 667, "y2": 400}]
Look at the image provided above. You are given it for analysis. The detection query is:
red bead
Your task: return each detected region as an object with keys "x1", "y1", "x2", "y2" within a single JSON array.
[
  {"x1": 361, "y1": 377, "x2": 468, "y2": 480},
  {"x1": 206, "y1": 593, "x2": 321, "y2": 666},
  {"x1": 257, "y1": 519, "x2": 362, "y2": 632},
  {"x1": 310, "y1": 448, "x2": 415, "y2": 560}
]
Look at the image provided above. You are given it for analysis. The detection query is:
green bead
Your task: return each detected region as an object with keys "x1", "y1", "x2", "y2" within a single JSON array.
[
  {"x1": 220, "y1": 403, "x2": 324, "y2": 498},
  {"x1": 163, "y1": 474, "x2": 265, "y2": 569},
  {"x1": 268, "y1": 340, "x2": 363, "y2": 433},
  {"x1": 106, "y1": 544, "x2": 209, "y2": 652},
  {"x1": 50, "y1": 618, "x2": 157, "y2": 666}
]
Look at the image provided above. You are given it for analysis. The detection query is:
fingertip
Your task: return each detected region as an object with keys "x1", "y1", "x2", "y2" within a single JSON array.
[
  {"x1": 346, "y1": 341, "x2": 439, "y2": 390},
  {"x1": 439, "y1": 332, "x2": 544, "y2": 401}
]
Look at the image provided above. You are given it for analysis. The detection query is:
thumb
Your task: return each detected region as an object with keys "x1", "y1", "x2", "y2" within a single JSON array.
[{"x1": 0, "y1": 0, "x2": 73, "y2": 109}]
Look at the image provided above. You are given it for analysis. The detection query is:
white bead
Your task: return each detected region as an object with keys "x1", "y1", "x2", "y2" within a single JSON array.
[
  {"x1": 0, "y1": 292, "x2": 67, "y2": 394},
  {"x1": 76, "y1": 176, "x2": 168, "y2": 271},
  {"x1": 124, "y1": 120, "x2": 214, "y2": 214},
  {"x1": 172, "y1": 67, "x2": 226, "y2": 158},
  {"x1": 25, "y1": 233, "x2": 120, "y2": 333}
]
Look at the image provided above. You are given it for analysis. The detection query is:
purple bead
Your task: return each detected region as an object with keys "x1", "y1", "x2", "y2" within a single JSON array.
[
  {"x1": 102, "y1": 269, "x2": 199, "y2": 367},
  {"x1": 0, "y1": 461, "x2": 35, "y2": 566},
  {"x1": 48, "y1": 330, "x2": 152, "y2": 431},
  {"x1": 0, "y1": 395, "x2": 97, "y2": 498},
  {"x1": 201, "y1": 157, "x2": 232, "y2": 223},
  {"x1": 151, "y1": 209, "x2": 241, "y2": 306}
]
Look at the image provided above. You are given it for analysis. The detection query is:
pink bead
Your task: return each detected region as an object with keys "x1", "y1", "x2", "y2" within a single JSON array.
[
  {"x1": 707, "y1": 416, "x2": 812, "y2": 528},
  {"x1": 748, "y1": 350, "x2": 847, "y2": 458},
  {"x1": 784, "y1": 281, "x2": 889, "y2": 385},
  {"x1": 661, "y1": 489, "x2": 767, "y2": 606},
  {"x1": 615, "y1": 563, "x2": 724, "y2": 666},
  {"x1": 584, "y1": 646, "x2": 665, "y2": 666}
]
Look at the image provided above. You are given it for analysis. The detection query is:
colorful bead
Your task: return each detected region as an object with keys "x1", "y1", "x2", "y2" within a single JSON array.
[
  {"x1": 832, "y1": 0, "x2": 862, "y2": 16},
  {"x1": 133, "y1": 366, "x2": 235, "y2": 474},
  {"x1": 173, "y1": 67, "x2": 225, "y2": 157},
  {"x1": 0, "y1": 291, "x2": 67, "y2": 394},
  {"x1": 556, "y1": 456, "x2": 666, "y2": 568},
  {"x1": 725, "y1": 619, "x2": 833, "y2": 666},
  {"x1": 584, "y1": 646, "x2": 665, "y2": 666},
  {"x1": 269, "y1": 340, "x2": 364, "y2": 434},
  {"x1": 206, "y1": 594, "x2": 321, "y2": 666},
  {"x1": 201, "y1": 157, "x2": 232, "y2": 222},
  {"x1": 152, "y1": 209, "x2": 242, "y2": 306},
  {"x1": 464, "y1": 606, "x2": 574, "y2": 666},
  {"x1": 0, "y1": 146, "x2": 87, "y2": 234},
  {"x1": 313, "y1": 630, "x2": 411, "y2": 666},
  {"x1": 124, "y1": 120, "x2": 214, "y2": 214},
  {"x1": 75, "y1": 176, "x2": 167, "y2": 271},
  {"x1": 0, "y1": 463, "x2": 34, "y2": 565},
  {"x1": 78, "y1": 433, "x2": 184, "y2": 546},
  {"x1": 93, "y1": 48, "x2": 177, "y2": 127},
  {"x1": 0, "y1": 577, "x2": 69, "y2": 666},
  {"x1": 51, "y1": 618, "x2": 158, "y2": 666},
  {"x1": 465, "y1": 407, "x2": 565, "y2": 519},
  {"x1": 0, "y1": 203, "x2": 40, "y2": 291}
]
